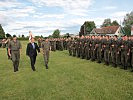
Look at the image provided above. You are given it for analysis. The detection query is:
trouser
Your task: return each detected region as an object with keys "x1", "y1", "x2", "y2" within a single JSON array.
[
  {"x1": 116, "y1": 52, "x2": 121, "y2": 66},
  {"x1": 81, "y1": 48, "x2": 85, "y2": 59},
  {"x1": 72, "y1": 48, "x2": 76, "y2": 57},
  {"x1": 121, "y1": 51, "x2": 129, "y2": 69},
  {"x1": 30, "y1": 55, "x2": 36, "y2": 71},
  {"x1": 97, "y1": 49, "x2": 102, "y2": 63},
  {"x1": 69, "y1": 48, "x2": 72, "y2": 56},
  {"x1": 11, "y1": 51, "x2": 20, "y2": 72},
  {"x1": 91, "y1": 48, "x2": 96, "y2": 61},
  {"x1": 131, "y1": 52, "x2": 133, "y2": 70},
  {"x1": 77, "y1": 48, "x2": 80, "y2": 57},
  {"x1": 112, "y1": 51, "x2": 116, "y2": 67},
  {"x1": 85, "y1": 47, "x2": 88, "y2": 60},
  {"x1": 43, "y1": 50, "x2": 49, "y2": 67}
]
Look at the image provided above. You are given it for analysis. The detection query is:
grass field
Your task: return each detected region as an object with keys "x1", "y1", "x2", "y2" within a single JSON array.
[{"x1": 0, "y1": 41, "x2": 133, "y2": 100}]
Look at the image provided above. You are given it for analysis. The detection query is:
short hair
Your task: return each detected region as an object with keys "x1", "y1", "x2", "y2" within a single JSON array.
[{"x1": 13, "y1": 35, "x2": 16, "y2": 38}]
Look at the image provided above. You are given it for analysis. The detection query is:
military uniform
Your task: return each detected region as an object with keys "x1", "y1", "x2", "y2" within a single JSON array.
[
  {"x1": 121, "y1": 40, "x2": 130, "y2": 70},
  {"x1": 50, "y1": 40, "x2": 56, "y2": 51},
  {"x1": 104, "y1": 38, "x2": 111, "y2": 65},
  {"x1": 97, "y1": 38, "x2": 102, "y2": 63},
  {"x1": 42, "y1": 40, "x2": 51, "y2": 69},
  {"x1": 8, "y1": 40, "x2": 22, "y2": 72},
  {"x1": 67, "y1": 39, "x2": 72, "y2": 56}
]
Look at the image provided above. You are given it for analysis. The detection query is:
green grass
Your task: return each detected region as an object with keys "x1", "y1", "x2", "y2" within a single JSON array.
[{"x1": 0, "y1": 41, "x2": 133, "y2": 100}]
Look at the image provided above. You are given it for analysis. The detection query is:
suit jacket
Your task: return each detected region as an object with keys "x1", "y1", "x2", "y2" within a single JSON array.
[{"x1": 26, "y1": 42, "x2": 40, "y2": 57}]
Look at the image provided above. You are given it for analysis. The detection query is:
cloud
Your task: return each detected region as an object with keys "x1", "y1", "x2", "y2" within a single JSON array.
[
  {"x1": 30, "y1": 0, "x2": 94, "y2": 16},
  {"x1": 104, "y1": 6, "x2": 117, "y2": 10},
  {"x1": 33, "y1": 14, "x2": 66, "y2": 19},
  {"x1": 0, "y1": 0, "x2": 21, "y2": 8},
  {"x1": 111, "y1": 11, "x2": 127, "y2": 17}
]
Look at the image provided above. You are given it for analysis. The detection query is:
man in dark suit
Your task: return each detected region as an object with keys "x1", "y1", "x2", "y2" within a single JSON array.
[{"x1": 26, "y1": 38, "x2": 40, "y2": 71}]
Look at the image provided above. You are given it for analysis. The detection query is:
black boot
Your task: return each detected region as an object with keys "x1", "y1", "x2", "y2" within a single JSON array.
[{"x1": 46, "y1": 64, "x2": 48, "y2": 69}]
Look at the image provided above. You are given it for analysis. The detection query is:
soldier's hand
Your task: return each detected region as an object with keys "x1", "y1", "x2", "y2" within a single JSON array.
[{"x1": 9, "y1": 53, "x2": 11, "y2": 57}]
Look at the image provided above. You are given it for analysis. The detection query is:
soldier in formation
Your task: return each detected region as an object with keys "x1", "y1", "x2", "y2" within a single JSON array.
[{"x1": 48, "y1": 35, "x2": 133, "y2": 72}]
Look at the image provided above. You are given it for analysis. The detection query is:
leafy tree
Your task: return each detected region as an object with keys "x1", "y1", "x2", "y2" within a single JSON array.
[
  {"x1": 63, "y1": 33, "x2": 70, "y2": 38},
  {"x1": 123, "y1": 11, "x2": 133, "y2": 36},
  {"x1": 85, "y1": 21, "x2": 96, "y2": 34},
  {"x1": 0, "y1": 24, "x2": 5, "y2": 38},
  {"x1": 112, "y1": 20, "x2": 119, "y2": 26},
  {"x1": 48, "y1": 35, "x2": 53, "y2": 38},
  {"x1": 6, "y1": 33, "x2": 12, "y2": 38},
  {"x1": 22, "y1": 34, "x2": 25, "y2": 38},
  {"x1": 52, "y1": 29, "x2": 60, "y2": 38},
  {"x1": 101, "y1": 18, "x2": 112, "y2": 27},
  {"x1": 79, "y1": 21, "x2": 96, "y2": 36}
]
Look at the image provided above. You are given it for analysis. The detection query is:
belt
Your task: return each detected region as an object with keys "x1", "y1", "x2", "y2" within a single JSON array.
[{"x1": 11, "y1": 50, "x2": 19, "y2": 51}]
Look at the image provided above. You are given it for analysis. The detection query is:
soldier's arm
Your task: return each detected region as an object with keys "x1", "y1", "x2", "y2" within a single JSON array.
[
  {"x1": 26, "y1": 44, "x2": 29, "y2": 56},
  {"x1": 8, "y1": 42, "x2": 11, "y2": 56},
  {"x1": 36, "y1": 43, "x2": 40, "y2": 53},
  {"x1": 19, "y1": 42, "x2": 22, "y2": 54}
]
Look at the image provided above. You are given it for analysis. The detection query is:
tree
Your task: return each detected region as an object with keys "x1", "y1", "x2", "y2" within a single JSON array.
[
  {"x1": 85, "y1": 21, "x2": 96, "y2": 34},
  {"x1": 22, "y1": 34, "x2": 25, "y2": 38},
  {"x1": 112, "y1": 20, "x2": 119, "y2": 26},
  {"x1": 123, "y1": 11, "x2": 133, "y2": 36},
  {"x1": 0, "y1": 24, "x2": 5, "y2": 38},
  {"x1": 52, "y1": 29, "x2": 60, "y2": 38},
  {"x1": 48, "y1": 35, "x2": 53, "y2": 38},
  {"x1": 79, "y1": 21, "x2": 96, "y2": 36},
  {"x1": 6, "y1": 33, "x2": 12, "y2": 38},
  {"x1": 63, "y1": 33, "x2": 70, "y2": 38},
  {"x1": 101, "y1": 18, "x2": 112, "y2": 27}
]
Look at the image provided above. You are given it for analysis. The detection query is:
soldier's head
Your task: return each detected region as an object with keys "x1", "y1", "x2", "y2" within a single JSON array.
[
  {"x1": 45, "y1": 38, "x2": 49, "y2": 42},
  {"x1": 124, "y1": 35, "x2": 128, "y2": 40},
  {"x1": 13, "y1": 35, "x2": 17, "y2": 41},
  {"x1": 114, "y1": 35, "x2": 118, "y2": 40}
]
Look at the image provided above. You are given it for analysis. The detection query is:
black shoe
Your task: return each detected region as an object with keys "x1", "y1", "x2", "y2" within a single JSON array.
[
  {"x1": 97, "y1": 61, "x2": 101, "y2": 63},
  {"x1": 14, "y1": 70, "x2": 17, "y2": 72},
  {"x1": 124, "y1": 66, "x2": 127, "y2": 70},
  {"x1": 46, "y1": 64, "x2": 48, "y2": 69},
  {"x1": 32, "y1": 68, "x2": 36, "y2": 71},
  {"x1": 114, "y1": 64, "x2": 117, "y2": 68}
]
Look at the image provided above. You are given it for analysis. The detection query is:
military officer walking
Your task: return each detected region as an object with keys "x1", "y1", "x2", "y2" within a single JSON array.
[
  {"x1": 8, "y1": 35, "x2": 22, "y2": 72},
  {"x1": 41, "y1": 39, "x2": 51, "y2": 69}
]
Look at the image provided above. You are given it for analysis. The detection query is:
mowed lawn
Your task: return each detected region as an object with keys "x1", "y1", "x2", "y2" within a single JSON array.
[{"x1": 0, "y1": 41, "x2": 133, "y2": 100}]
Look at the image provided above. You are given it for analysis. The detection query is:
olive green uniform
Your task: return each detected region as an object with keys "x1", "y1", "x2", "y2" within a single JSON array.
[
  {"x1": 8, "y1": 40, "x2": 22, "y2": 72},
  {"x1": 42, "y1": 41, "x2": 51, "y2": 68}
]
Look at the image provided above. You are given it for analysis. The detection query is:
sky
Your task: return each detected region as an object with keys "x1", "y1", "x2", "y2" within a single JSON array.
[{"x1": 0, "y1": 0, "x2": 132, "y2": 37}]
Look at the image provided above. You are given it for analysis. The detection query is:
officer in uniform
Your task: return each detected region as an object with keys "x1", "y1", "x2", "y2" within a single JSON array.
[
  {"x1": 41, "y1": 39, "x2": 51, "y2": 69},
  {"x1": 8, "y1": 35, "x2": 22, "y2": 72}
]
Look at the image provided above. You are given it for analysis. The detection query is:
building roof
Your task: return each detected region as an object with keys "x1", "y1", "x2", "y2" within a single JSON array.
[{"x1": 92, "y1": 26, "x2": 119, "y2": 34}]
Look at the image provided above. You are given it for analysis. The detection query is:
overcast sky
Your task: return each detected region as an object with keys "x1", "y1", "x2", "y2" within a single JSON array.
[{"x1": 0, "y1": 0, "x2": 132, "y2": 36}]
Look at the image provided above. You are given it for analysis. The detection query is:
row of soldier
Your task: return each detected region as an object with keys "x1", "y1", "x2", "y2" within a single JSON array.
[
  {"x1": 47, "y1": 35, "x2": 133, "y2": 72},
  {"x1": 38, "y1": 38, "x2": 68, "y2": 51},
  {"x1": 3, "y1": 35, "x2": 133, "y2": 72}
]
